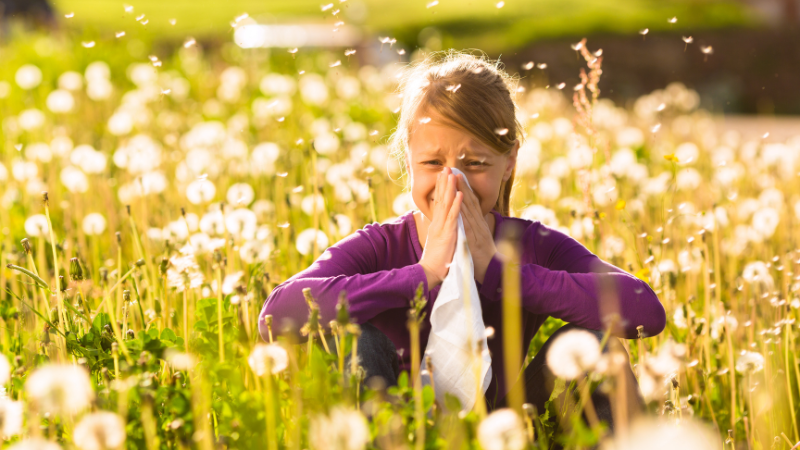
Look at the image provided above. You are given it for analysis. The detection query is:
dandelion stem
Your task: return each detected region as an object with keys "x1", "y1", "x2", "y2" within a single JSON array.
[{"x1": 216, "y1": 264, "x2": 225, "y2": 363}]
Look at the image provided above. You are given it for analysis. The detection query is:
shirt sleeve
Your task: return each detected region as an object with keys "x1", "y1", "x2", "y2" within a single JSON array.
[
  {"x1": 478, "y1": 221, "x2": 666, "y2": 339},
  {"x1": 258, "y1": 224, "x2": 429, "y2": 342}
]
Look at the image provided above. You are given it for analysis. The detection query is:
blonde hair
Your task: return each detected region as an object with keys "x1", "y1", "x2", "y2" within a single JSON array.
[{"x1": 388, "y1": 49, "x2": 525, "y2": 216}]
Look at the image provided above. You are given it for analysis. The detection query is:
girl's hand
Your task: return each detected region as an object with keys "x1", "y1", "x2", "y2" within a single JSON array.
[
  {"x1": 455, "y1": 173, "x2": 498, "y2": 284},
  {"x1": 419, "y1": 167, "x2": 463, "y2": 288}
]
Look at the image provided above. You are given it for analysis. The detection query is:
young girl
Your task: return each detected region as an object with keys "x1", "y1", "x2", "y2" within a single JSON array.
[{"x1": 259, "y1": 51, "x2": 666, "y2": 427}]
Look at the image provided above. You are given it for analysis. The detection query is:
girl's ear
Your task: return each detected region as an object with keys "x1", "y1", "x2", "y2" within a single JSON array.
[{"x1": 503, "y1": 140, "x2": 520, "y2": 182}]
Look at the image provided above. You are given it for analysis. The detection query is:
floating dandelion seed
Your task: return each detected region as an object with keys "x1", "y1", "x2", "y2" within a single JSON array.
[
  {"x1": 762, "y1": 132, "x2": 770, "y2": 139},
  {"x1": 397, "y1": 49, "x2": 406, "y2": 55},
  {"x1": 330, "y1": 60, "x2": 342, "y2": 67},
  {"x1": 496, "y1": 1, "x2": 504, "y2": 7},
  {"x1": 369, "y1": 130, "x2": 379, "y2": 136},
  {"x1": 522, "y1": 61, "x2": 534, "y2": 70},
  {"x1": 14, "y1": 144, "x2": 22, "y2": 151},
  {"x1": 516, "y1": 86, "x2": 525, "y2": 93},
  {"x1": 556, "y1": 82, "x2": 566, "y2": 89},
  {"x1": 639, "y1": 28, "x2": 649, "y2": 36},
  {"x1": 657, "y1": 103, "x2": 666, "y2": 111},
  {"x1": 668, "y1": 16, "x2": 677, "y2": 24},
  {"x1": 495, "y1": 128, "x2": 509, "y2": 136},
  {"x1": 332, "y1": 8, "x2": 340, "y2": 15},
  {"x1": 115, "y1": 31, "x2": 126, "y2": 38},
  {"x1": 427, "y1": 0, "x2": 439, "y2": 7},
  {"x1": 531, "y1": 112, "x2": 539, "y2": 119},
  {"x1": 278, "y1": 222, "x2": 290, "y2": 228},
  {"x1": 82, "y1": 41, "x2": 96, "y2": 48},
  {"x1": 184, "y1": 37, "x2": 196, "y2": 48},
  {"x1": 573, "y1": 83, "x2": 584, "y2": 91},
  {"x1": 700, "y1": 45, "x2": 713, "y2": 61},
  {"x1": 335, "y1": 21, "x2": 344, "y2": 26},
  {"x1": 295, "y1": 138, "x2": 304, "y2": 145},
  {"x1": 345, "y1": 49, "x2": 356, "y2": 56},
  {"x1": 446, "y1": 83, "x2": 461, "y2": 93},
  {"x1": 169, "y1": 18, "x2": 177, "y2": 25},
  {"x1": 298, "y1": 70, "x2": 305, "y2": 74},
  {"x1": 594, "y1": 48, "x2": 603, "y2": 56},
  {"x1": 65, "y1": 12, "x2": 74, "y2": 18},
  {"x1": 136, "y1": 14, "x2": 145, "y2": 21},
  {"x1": 277, "y1": 117, "x2": 285, "y2": 122},
  {"x1": 652, "y1": 123, "x2": 661, "y2": 133},
  {"x1": 321, "y1": 3, "x2": 334, "y2": 11},
  {"x1": 292, "y1": 185, "x2": 304, "y2": 193},
  {"x1": 235, "y1": 13, "x2": 249, "y2": 22},
  {"x1": 277, "y1": 172, "x2": 289, "y2": 177},
  {"x1": 124, "y1": 4, "x2": 133, "y2": 13},
  {"x1": 140, "y1": 19, "x2": 149, "y2": 25},
  {"x1": 682, "y1": 36, "x2": 693, "y2": 51},
  {"x1": 419, "y1": 117, "x2": 432, "y2": 124},
  {"x1": 570, "y1": 41, "x2": 583, "y2": 51},
  {"x1": 537, "y1": 63, "x2": 547, "y2": 69},
  {"x1": 161, "y1": 89, "x2": 171, "y2": 95}
]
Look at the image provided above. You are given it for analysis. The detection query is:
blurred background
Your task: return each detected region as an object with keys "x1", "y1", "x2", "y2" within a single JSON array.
[{"x1": 1, "y1": 0, "x2": 799, "y2": 117}]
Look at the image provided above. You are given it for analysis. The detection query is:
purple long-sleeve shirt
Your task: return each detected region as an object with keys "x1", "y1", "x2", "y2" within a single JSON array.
[{"x1": 259, "y1": 208, "x2": 666, "y2": 404}]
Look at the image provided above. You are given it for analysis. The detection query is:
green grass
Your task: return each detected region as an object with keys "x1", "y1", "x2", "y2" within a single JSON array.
[{"x1": 52, "y1": 0, "x2": 755, "y2": 52}]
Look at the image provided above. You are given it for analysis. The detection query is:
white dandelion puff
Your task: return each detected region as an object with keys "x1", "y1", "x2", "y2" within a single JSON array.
[{"x1": 546, "y1": 329, "x2": 601, "y2": 380}]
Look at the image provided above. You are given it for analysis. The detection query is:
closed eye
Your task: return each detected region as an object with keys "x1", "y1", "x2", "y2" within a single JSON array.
[{"x1": 422, "y1": 161, "x2": 486, "y2": 166}]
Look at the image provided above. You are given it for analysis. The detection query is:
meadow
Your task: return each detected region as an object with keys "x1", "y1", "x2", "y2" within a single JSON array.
[{"x1": 0, "y1": 24, "x2": 800, "y2": 450}]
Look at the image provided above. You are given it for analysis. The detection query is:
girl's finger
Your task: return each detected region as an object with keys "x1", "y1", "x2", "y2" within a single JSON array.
[{"x1": 448, "y1": 191, "x2": 463, "y2": 223}]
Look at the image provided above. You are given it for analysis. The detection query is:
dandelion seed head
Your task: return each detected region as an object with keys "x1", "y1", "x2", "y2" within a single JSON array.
[
  {"x1": 477, "y1": 409, "x2": 526, "y2": 450},
  {"x1": 546, "y1": 329, "x2": 601, "y2": 379}
]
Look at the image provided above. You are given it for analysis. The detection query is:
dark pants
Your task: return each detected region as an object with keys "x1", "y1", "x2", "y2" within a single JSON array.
[{"x1": 327, "y1": 322, "x2": 644, "y2": 439}]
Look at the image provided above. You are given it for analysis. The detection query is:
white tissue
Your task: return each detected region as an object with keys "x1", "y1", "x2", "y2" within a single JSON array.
[{"x1": 421, "y1": 167, "x2": 492, "y2": 412}]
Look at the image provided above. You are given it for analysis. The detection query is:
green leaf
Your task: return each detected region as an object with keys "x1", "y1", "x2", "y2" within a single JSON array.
[
  {"x1": 161, "y1": 328, "x2": 177, "y2": 343},
  {"x1": 422, "y1": 385, "x2": 435, "y2": 412}
]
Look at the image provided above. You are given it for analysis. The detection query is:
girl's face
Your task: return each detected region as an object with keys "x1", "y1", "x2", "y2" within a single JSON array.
[{"x1": 406, "y1": 109, "x2": 519, "y2": 222}]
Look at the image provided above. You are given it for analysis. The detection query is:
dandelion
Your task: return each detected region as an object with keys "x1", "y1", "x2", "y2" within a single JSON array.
[
  {"x1": 546, "y1": 329, "x2": 601, "y2": 379},
  {"x1": 24, "y1": 214, "x2": 49, "y2": 238},
  {"x1": 15, "y1": 65, "x2": 42, "y2": 90},
  {"x1": 296, "y1": 228, "x2": 329, "y2": 255},
  {"x1": 25, "y1": 364, "x2": 94, "y2": 416},
  {"x1": 0, "y1": 398, "x2": 23, "y2": 438},
  {"x1": 80, "y1": 213, "x2": 107, "y2": 236},
  {"x1": 477, "y1": 408, "x2": 526, "y2": 450},
  {"x1": 226, "y1": 182, "x2": 255, "y2": 205},
  {"x1": 308, "y1": 406, "x2": 370, "y2": 450},
  {"x1": 186, "y1": 179, "x2": 216, "y2": 204},
  {"x1": 248, "y1": 343, "x2": 289, "y2": 376},
  {"x1": 164, "y1": 349, "x2": 196, "y2": 370},
  {"x1": 7, "y1": 438, "x2": 62, "y2": 450},
  {"x1": 602, "y1": 417, "x2": 721, "y2": 449},
  {"x1": 735, "y1": 351, "x2": 764, "y2": 374},
  {"x1": 73, "y1": 412, "x2": 126, "y2": 450},
  {"x1": 46, "y1": 90, "x2": 75, "y2": 113},
  {"x1": 166, "y1": 253, "x2": 205, "y2": 292}
]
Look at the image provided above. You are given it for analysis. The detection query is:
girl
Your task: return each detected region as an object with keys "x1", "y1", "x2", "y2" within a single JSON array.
[{"x1": 259, "y1": 50, "x2": 666, "y2": 429}]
